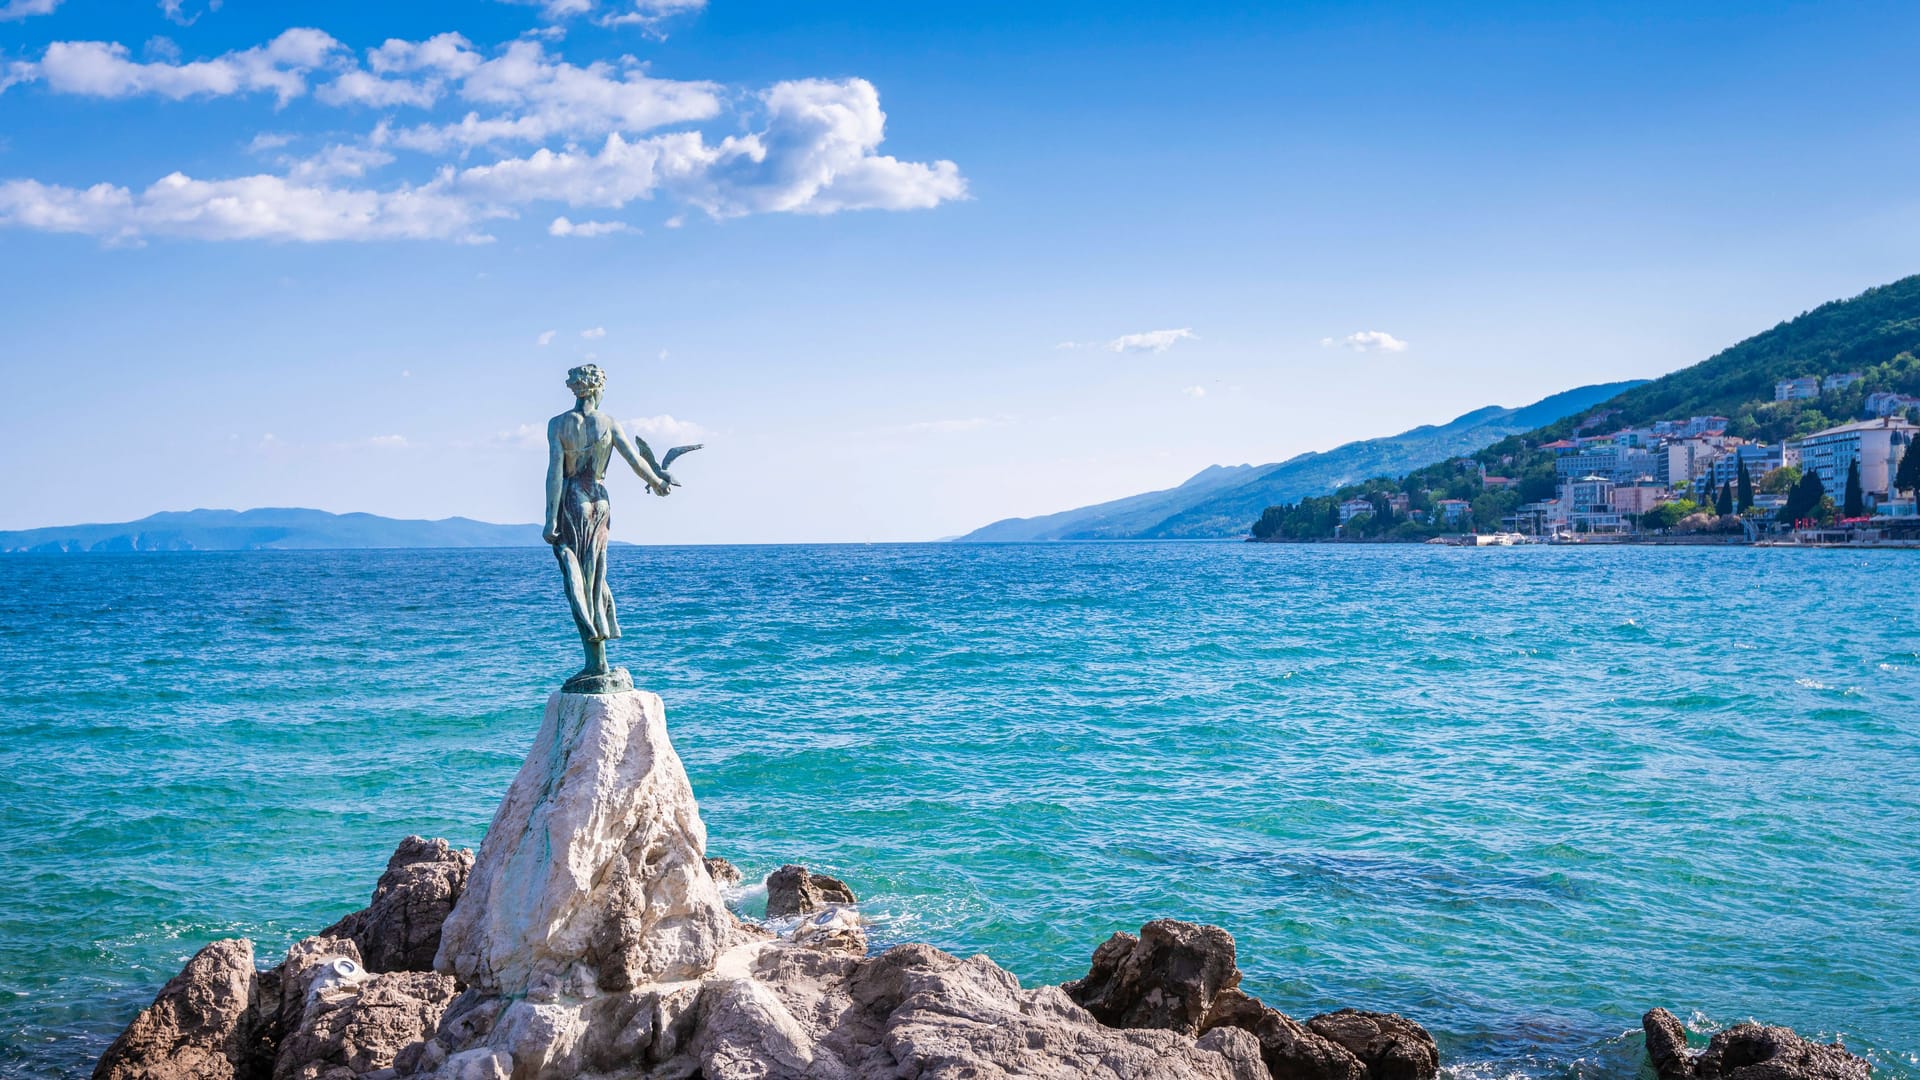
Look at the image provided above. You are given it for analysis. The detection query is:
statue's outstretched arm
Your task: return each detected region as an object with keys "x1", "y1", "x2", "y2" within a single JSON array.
[
  {"x1": 543, "y1": 419, "x2": 566, "y2": 544},
  {"x1": 611, "y1": 419, "x2": 669, "y2": 495}
]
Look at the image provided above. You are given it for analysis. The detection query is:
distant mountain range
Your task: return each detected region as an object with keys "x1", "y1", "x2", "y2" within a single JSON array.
[
  {"x1": 956, "y1": 380, "x2": 1647, "y2": 541},
  {"x1": 0, "y1": 508, "x2": 542, "y2": 553}
]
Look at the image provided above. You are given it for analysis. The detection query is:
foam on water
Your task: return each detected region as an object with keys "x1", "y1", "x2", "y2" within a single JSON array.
[{"x1": 0, "y1": 543, "x2": 1916, "y2": 1078}]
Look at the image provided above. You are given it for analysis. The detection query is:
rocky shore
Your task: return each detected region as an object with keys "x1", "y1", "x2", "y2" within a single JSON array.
[{"x1": 92, "y1": 690, "x2": 1869, "y2": 1080}]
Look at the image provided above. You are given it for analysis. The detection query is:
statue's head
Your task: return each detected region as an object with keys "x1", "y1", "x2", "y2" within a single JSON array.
[{"x1": 566, "y1": 364, "x2": 607, "y2": 399}]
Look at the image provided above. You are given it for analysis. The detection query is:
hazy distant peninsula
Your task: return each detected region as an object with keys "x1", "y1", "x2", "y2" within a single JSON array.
[
  {"x1": 0, "y1": 508, "x2": 543, "y2": 553},
  {"x1": 957, "y1": 381, "x2": 1645, "y2": 541}
]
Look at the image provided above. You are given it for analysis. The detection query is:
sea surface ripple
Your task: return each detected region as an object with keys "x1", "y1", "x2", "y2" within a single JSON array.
[{"x1": 0, "y1": 544, "x2": 1915, "y2": 1078}]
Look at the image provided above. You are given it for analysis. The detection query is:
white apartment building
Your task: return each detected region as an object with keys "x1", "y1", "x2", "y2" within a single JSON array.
[
  {"x1": 1823, "y1": 372, "x2": 1863, "y2": 392},
  {"x1": 1775, "y1": 376, "x2": 1819, "y2": 401},
  {"x1": 1865, "y1": 391, "x2": 1920, "y2": 418},
  {"x1": 1787, "y1": 417, "x2": 1919, "y2": 506},
  {"x1": 1561, "y1": 475, "x2": 1627, "y2": 532},
  {"x1": 1555, "y1": 446, "x2": 1660, "y2": 484},
  {"x1": 1708, "y1": 444, "x2": 1786, "y2": 489},
  {"x1": 1665, "y1": 437, "x2": 1724, "y2": 486}
]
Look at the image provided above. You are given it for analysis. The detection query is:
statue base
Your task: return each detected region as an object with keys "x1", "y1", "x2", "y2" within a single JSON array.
[{"x1": 561, "y1": 666, "x2": 633, "y2": 695}]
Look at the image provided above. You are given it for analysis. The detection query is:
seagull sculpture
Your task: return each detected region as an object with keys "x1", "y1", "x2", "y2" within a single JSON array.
[{"x1": 639, "y1": 442, "x2": 703, "y2": 487}]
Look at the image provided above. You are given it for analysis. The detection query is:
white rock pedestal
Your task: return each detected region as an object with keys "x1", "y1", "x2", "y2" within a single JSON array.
[{"x1": 437, "y1": 690, "x2": 734, "y2": 997}]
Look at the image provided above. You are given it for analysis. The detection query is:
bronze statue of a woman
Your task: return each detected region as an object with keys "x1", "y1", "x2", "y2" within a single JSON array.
[{"x1": 543, "y1": 364, "x2": 691, "y2": 693}]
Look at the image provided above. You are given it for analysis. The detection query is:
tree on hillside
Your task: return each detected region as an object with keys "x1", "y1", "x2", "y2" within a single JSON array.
[
  {"x1": 1715, "y1": 482, "x2": 1733, "y2": 517},
  {"x1": 1758, "y1": 464, "x2": 1802, "y2": 494},
  {"x1": 1736, "y1": 457, "x2": 1754, "y2": 512},
  {"x1": 1843, "y1": 459, "x2": 1866, "y2": 518},
  {"x1": 1896, "y1": 441, "x2": 1920, "y2": 497}
]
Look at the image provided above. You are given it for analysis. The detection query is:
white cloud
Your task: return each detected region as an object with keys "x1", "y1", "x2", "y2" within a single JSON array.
[
  {"x1": 489, "y1": 422, "x2": 547, "y2": 449},
  {"x1": 1108, "y1": 327, "x2": 1195, "y2": 353},
  {"x1": 0, "y1": 35, "x2": 964, "y2": 244},
  {"x1": 283, "y1": 143, "x2": 394, "y2": 182},
  {"x1": 0, "y1": 0, "x2": 60, "y2": 22},
  {"x1": 365, "y1": 434, "x2": 408, "y2": 448},
  {"x1": 0, "y1": 171, "x2": 491, "y2": 244},
  {"x1": 497, "y1": 0, "x2": 593, "y2": 19},
  {"x1": 597, "y1": 0, "x2": 707, "y2": 32},
  {"x1": 681, "y1": 79, "x2": 966, "y2": 217},
  {"x1": 159, "y1": 0, "x2": 221, "y2": 27},
  {"x1": 1182, "y1": 385, "x2": 1207, "y2": 398},
  {"x1": 536, "y1": 329, "x2": 556, "y2": 346},
  {"x1": 627, "y1": 413, "x2": 709, "y2": 444},
  {"x1": 446, "y1": 78, "x2": 964, "y2": 219},
  {"x1": 31, "y1": 29, "x2": 343, "y2": 105},
  {"x1": 500, "y1": 0, "x2": 705, "y2": 29},
  {"x1": 368, "y1": 33, "x2": 482, "y2": 78},
  {"x1": 1322, "y1": 330, "x2": 1408, "y2": 353},
  {"x1": 380, "y1": 40, "x2": 722, "y2": 152},
  {"x1": 548, "y1": 215, "x2": 629, "y2": 237},
  {"x1": 0, "y1": 59, "x2": 35, "y2": 94},
  {"x1": 580, "y1": 326, "x2": 605, "y2": 339},
  {"x1": 317, "y1": 69, "x2": 441, "y2": 109}
]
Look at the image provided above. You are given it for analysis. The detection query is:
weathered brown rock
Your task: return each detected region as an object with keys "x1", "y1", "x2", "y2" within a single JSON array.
[
  {"x1": 1695, "y1": 1021, "x2": 1869, "y2": 1080},
  {"x1": 273, "y1": 970, "x2": 458, "y2": 1080},
  {"x1": 1203, "y1": 988, "x2": 1365, "y2": 1080},
  {"x1": 1645, "y1": 1007, "x2": 1696, "y2": 1080},
  {"x1": 93, "y1": 939, "x2": 255, "y2": 1080},
  {"x1": 1305, "y1": 1009, "x2": 1440, "y2": 1080},
  {"x1": 685, "y1": 941, "x2": 1269, "y2": 1080},
  {"x1": 1062, "y1": 920, "x2": 1242, "y2": 1035},
  {"x1": 324, "y1": 836, "x2": 473, "y2": 974},
  {"x1": 763, "y1": 863, "x2": 857, "y2": 918},
  {"x1": 704, "y1": 856, "x2": 744, "y2": 888}
]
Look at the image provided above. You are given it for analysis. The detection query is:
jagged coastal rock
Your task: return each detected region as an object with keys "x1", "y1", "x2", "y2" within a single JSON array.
[
  {"x1": 1642, "y1": 1008, "x2": 1870, "y2": 1080},
  {"x1": 763, "y1": 865, "x2": 858, "y2": 919},
  {"x1": 91, "y1": 689, "x2": 1868, "y2": 1079}
]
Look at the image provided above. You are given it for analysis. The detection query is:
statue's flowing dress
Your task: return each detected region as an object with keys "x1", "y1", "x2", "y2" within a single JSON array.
[{"x1": 555, "y1": 457, "x2": 620, "y2": 643}]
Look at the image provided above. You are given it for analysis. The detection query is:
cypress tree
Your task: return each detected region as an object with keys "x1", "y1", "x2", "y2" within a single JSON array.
[
  {"x1": 1781, "y1": 469, "x2": 1825, "y2": 523},
  {"x1": 1736, "y1": 456, "x2": 1754, "y2": 512},
  {"x1": 1843, "y1": 459, "x2": 1866, "y2": 518},
  {"x1": 1715, "y1": 482, "x2": 1733, "y2": 517},
  {"x1": 1896, "y1": 441, "x2": 1920, "y2": 497}
]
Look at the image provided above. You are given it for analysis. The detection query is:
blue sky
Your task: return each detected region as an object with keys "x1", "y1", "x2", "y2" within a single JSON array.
[{"x1": 2, "y1": 0, "x2": 1917, "y2": 541}]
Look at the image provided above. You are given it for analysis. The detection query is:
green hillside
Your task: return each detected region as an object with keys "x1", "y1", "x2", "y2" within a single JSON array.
[
  {"x1": 1251, "y1": 274, "x2": 1920, "y2": 539},
  {"x1": 957, "y1": 381, "x2": 1640, "y2": 541}
]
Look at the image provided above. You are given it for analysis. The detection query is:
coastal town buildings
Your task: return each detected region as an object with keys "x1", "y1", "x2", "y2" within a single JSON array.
[
  {"x1": 1436, "y1": 498, "x2": 1471, "y2": 525},
  {"x1": 1337, "y1": 497, "x2": 1375, "y2": 525},
  {"x1": 1822, "y1": 372, "x2": 1864, "y2": 392},
  {"x1": 1787, "y1": 417, "x2": 1918, "y2": 508}
]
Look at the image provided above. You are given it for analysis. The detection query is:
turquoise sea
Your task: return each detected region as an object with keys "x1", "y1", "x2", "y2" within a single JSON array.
[{"x1": 1, "y1": 544, "x2": 1916, "y2": 1078}]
